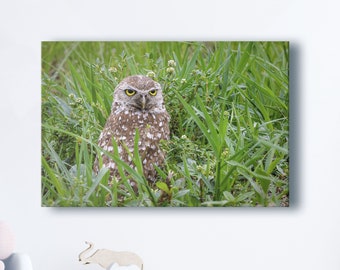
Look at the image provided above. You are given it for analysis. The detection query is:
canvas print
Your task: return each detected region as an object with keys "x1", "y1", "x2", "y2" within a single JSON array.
[{"x1": 41, "y1": 41, "x2": 289, "y2": 207}]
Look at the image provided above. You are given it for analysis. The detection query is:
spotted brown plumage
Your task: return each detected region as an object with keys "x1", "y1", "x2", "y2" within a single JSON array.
[{"x1": 94, "y1": 75, "x2": 170, "y2": 188}]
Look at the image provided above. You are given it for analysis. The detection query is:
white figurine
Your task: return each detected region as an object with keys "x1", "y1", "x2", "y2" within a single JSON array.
[
  {"x1": 0, "y1": 221, "x2": 15, "y2": 270},
  {"x1": 79, "y1": 241, "x2": 143, "y2": 270},
  {"x1": 0, "y1": 221, "x2": 33, "y2": 270},
  {"x1": 3, "y1": 254, "x2": 33, "y2": 270}
]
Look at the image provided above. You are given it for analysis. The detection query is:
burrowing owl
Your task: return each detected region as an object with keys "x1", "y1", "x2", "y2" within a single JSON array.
[{"x1": 94, "y1": 75, "x2": 170, "y2": 187}]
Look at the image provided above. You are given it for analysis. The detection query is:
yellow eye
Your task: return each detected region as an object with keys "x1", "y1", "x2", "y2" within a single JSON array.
[
  {"x1": 125, "y1": 89, "x2": 136, "y2": 96},
  {"x1": 149, "y1": 90, "x2": 157, "y2": 96}
]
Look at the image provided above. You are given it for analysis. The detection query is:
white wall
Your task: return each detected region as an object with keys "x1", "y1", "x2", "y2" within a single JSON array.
[{"x1": 1, "y1": 1, "x2": 340, "y2": 269}]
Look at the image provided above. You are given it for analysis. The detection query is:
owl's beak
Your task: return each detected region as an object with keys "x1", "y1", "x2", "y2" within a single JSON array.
[{"x1": 141, "y1": 95, "x2": 146, "y2": 110}]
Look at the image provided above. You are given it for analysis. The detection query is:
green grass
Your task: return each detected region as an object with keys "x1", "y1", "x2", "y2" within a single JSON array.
[{"x1": 41, "y1": 41, "x2": 289, "y2": 207}]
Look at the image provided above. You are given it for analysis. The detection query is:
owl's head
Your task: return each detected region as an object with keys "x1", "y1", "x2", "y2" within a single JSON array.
[{"x1": 112, "y1": 75, "x2": 165, "y2": 113}]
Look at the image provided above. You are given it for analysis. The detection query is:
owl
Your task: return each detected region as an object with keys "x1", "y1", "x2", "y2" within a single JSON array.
[{"x1": 94, "y1": 75, "x2": 170, "y2": 188}]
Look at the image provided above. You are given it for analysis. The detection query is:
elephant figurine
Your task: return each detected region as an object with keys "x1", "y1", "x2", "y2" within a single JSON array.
[{"x1": 79, "y1": 242, "x2": 143, "y2": 270}]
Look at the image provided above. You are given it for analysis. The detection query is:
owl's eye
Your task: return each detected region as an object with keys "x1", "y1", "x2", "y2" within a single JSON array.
[
  {"x1": 149, "y1": 90, "x2": 157, "y2": 96},
  {"x1": 125, "y1": 89, "x2": 136, "y2": 96}
]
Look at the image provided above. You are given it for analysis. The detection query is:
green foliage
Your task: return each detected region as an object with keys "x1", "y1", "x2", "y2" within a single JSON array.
[{"x1": 41, "y1": 41, "x2": 289, "y2": 207}]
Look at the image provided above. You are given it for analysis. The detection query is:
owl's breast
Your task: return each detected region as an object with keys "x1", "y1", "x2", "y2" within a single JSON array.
[
  {"x1": 97, "y1": 107, "x2": 170, "y2": 182},
  {"x1": 109, "y1": 110, "x2": 170, "y2": 147}
]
